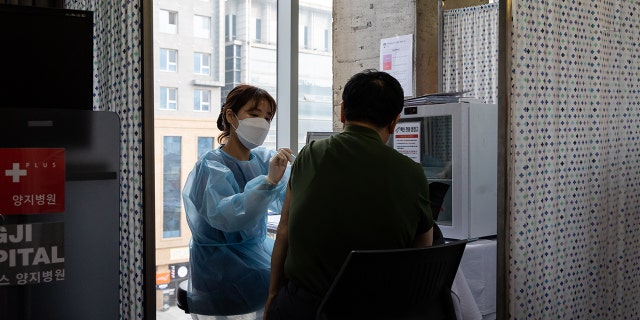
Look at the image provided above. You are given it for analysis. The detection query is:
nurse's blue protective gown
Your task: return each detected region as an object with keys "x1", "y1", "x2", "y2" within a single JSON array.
[{"x1": 182, "y1": 146, "x2": 289, "y2": 315}]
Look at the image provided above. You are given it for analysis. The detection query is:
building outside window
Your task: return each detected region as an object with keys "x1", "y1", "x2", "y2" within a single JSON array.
[
  {"x1": 160, "y1": 48, "x2": 178, "y2": 72},
  {"x1": 163, "y1": 136, "x2": 182, "y2": 238},
  {"x1": 223, "y1": 44, "x2": 242, "y2": 96},
  {"x1": 325, "y1": 29, "x2": 332, "y2": 52},
  {"x1": 193, "y1": 89, "x2": 211, "y2": 111},
  {"x1": 225, "y1": 14, "x2": 236, "y2": 41},
  {"x1": 255, "y1": 18, "x2": 262, "y2": 42},
  {"x1": 303, "y1": 25, "x2": 309, "y2": 49},
  {"x1": 193, "y1": 52, "x2": 211, "y2": 75},
  {"x1": 194, "y1": 14, "x2": 211, "y2": 39},
  {"x1": 159, "y1": 9, "x2": 178, "y2": 34},
  {"x1": 159, "y1": 87, "x2": 178, "y2": 110},
  {"x1": 197, "y1": 137, "x2": 214, "y2": 158}
]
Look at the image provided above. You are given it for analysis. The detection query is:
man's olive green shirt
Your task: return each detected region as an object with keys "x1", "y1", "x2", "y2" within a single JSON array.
[{"x1": 284, "y1": 124, "x2": 433, "y2": 297}]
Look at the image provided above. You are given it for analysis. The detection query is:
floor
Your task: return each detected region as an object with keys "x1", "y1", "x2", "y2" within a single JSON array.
[
  {"x1": 156, "y1": 305, "x2": 192, "y2": 320},
  {"x1": 156, "y1": 305, "x2": 262, "y2": 320}
]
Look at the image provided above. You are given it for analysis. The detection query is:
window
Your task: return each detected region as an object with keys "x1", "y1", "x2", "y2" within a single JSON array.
[
  {"x1": 193, "y1": 89, "x2": 211, "y2": 111},
  {"x1": 225, "y1": 14, "x2": 236, "y2": 41},
  {"x1": 163, "y1": 136, "x2": 182, "y2": 238},
  {"x1": 159, "y1": 9, "x2": 178, "y2": 34},
  {"x1": 152, "y1": 1, "x2": 333, "y2": 317},
  {"x1": 303, "y1": 25, "x2": 309, "y2": 49},
  {"x1": 297, "y1": 3, "x2": 335, "y2": 150},
  {"x1": 324, "y1": 29, "x2": 330, "y2": 51},
  {"x1": 197, "y1": 137, "x2": 214, "y2": 158},
  {"x1": 194, "y1": 15, "x2": 211, "y2": 39},
  {"x1": 159, "y1": 87, "x2": 178, "y2": 110},
  {"x1": 159, "y1": 48, "x2": 178, "y2": 72},
  {"x1": 255, "y1": 18, "x2": 262, "y2": 42},
  {"x1": 193, "y1": 52, "x2": 211, "y2": 75},
  {"x1": 224, "y1": 44, "x2": 242, "y2": 89}
]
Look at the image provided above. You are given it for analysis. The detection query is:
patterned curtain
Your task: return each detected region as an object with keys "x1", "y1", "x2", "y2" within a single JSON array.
[
  {"x1": 509, "y1": 0, "x2": 640, "y2": 318},
  {"x1": 442, "y1": 3, "x2": 499, "y2": 104},
  {"x1": 64, "y1": 1, "x2": 144, "y2": 319}
]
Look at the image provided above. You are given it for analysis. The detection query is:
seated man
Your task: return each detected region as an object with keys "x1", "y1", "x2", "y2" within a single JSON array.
[{"x1": 264, "y1": 69, "x2": 434, "y2": 320}]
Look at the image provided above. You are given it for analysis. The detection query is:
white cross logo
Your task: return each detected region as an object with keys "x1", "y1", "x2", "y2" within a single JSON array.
[{"x1": 5, "y1": 163, "x2": 27, "y2": 183}]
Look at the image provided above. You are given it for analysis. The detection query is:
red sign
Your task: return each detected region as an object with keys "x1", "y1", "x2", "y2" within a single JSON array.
[
  {"x1": 383, "y1": 54, "x2": 393, "y2": 70},
  {"x1": 0, "y1": 148, "x2": 65, "y2": 214}
]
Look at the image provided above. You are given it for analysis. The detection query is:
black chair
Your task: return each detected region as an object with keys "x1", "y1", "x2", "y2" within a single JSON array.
[
  {"x1": 176, "y1": 280, "x2": 264, "y2": 319},
  {"x1": 176, "y1": 280, "x2": 189, "y2": 313},
  {"x1": 315, "y1": 239, "x2": 468, "y2": 320}
]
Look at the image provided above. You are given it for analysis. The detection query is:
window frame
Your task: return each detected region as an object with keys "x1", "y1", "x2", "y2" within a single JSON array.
[
  {"x1": 224, "y1": 44, "x2": 242, "y2": 88},
  {"x1": 193, "y1": 89, "x2": 211, "y2": 112},
  {"x1": 159, "y1": 86, "x2": 178, "y2": 110},
  {"x1": 159, "y1": 48, "x2": 178, "y2": 72},
  {"x1": 193, "y1": 14, "x2": 211, "y2": 39},
  {"x1": 193, "y1": 52, "x2": 211, "y2": 75},
  {"x1": 225, "y1": 14, "x2": 236, "y2": 41},
  {"x1": 159, "y1": 9, "x2": 178, "y2": 34}
]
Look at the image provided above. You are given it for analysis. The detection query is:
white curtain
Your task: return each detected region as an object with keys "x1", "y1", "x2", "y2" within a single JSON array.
[
  {"x1": 65, "y1": 1, "x2": 145, "y2": 319},
  {"x1": 442, "y1": 3, "x2": 498, "y2": 104},
  {"x1": 509, "y1": 0, "x2": 640, "y2": 318}
]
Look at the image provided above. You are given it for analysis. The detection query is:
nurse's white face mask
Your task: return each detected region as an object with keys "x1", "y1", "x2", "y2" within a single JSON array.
[{"x1": 232, "y1": 113, "x2": 270, "y2": 149}]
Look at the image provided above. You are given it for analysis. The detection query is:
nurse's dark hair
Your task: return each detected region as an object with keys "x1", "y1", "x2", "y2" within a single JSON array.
[
  {"x1": 341, "y1": 69, "x2": 404, "y2": 128},
  {"x1": 216, "y1": 84, "x2": 277, "y2": 144}
]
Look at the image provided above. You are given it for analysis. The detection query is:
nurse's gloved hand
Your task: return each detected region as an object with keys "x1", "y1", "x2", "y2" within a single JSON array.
[{"x1": 266, "y1": 148, "x2": 294, "y2": 185}]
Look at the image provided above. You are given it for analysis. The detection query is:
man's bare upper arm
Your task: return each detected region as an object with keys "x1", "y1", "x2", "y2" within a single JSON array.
[{"x1": 413, "y1": 227, "x2": 433, "y2": 247}]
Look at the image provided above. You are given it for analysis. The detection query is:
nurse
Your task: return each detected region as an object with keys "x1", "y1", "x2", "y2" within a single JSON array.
[{"x1": 182, "y1": 84, "x2": 293, "y2": 316}]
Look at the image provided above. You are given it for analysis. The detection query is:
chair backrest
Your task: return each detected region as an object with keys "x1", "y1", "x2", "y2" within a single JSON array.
[{"x1": 316, "y1": 239, "x2": 468, "y2": 320}]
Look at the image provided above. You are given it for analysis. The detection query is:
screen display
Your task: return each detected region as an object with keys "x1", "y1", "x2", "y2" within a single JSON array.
[
  {"x1": 306, "y1": 131, "x2": 339, "y2": 144},
  {"x1": 0, "y1": 5, "x2": 94, "y2": 110}
]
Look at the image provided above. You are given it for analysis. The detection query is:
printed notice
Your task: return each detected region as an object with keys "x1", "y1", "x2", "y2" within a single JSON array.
[
  {"x1": 380, "y1": 34, "x2": 414, "y2": 97},
  {"x1": 0, "y1": 148, "x2": 65, "y2": 214},
  {"x1": 393, "y1": 121, "x2": 421, "y2": 163},
  {"x1": 0, "y1": 222, "x2": 66, "y2": 286}
]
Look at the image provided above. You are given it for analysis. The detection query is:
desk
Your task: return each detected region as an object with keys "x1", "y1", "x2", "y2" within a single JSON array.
[
  {"x1": 456, "y1": 239, "x2": 497, "y2": 320},
  {"x1": 266, "y1": 215, "x2": 279, "y2": 240},
  {"x1": 267, "y1": 214, "x2": 280, "y2": 233}
]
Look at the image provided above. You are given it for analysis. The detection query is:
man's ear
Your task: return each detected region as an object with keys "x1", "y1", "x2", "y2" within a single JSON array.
[{"x1": 340, "y1": 102, "x2": 345, "y2": 124}]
